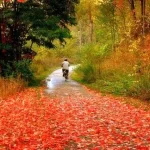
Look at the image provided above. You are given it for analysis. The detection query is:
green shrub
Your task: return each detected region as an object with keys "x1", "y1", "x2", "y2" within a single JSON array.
[
  {"x1": 1, "y1": 61, "x2": 15, "y2": 77},
  {"x1": 73, "y1": 64, "x2": 96, "y2": 83},
  {"x1": 129, "y1": 74, "x2": 150, "y2": 100},
  {"x1": 88, "y1": 73, "x2": 136, "y2": 95},
  {"x1": 1, "y1": 60, "x2": 34, "y2": 83},
  {"x1": 14, "y1": 60, "x2": 34, "y2": 82}
]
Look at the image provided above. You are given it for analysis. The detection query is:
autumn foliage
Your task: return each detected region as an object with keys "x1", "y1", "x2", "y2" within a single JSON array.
[
  {"x1": 0, "y1": 88, "x2": 150, "y2": 149},
  {"x1": 74, "y1": 0, "x2": 150, "y2": 100}
]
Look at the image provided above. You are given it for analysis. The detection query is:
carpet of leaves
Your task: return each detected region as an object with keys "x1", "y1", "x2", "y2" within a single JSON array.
[{"x1": 0, "y1": 88, "x2": 150, "y2": 150}]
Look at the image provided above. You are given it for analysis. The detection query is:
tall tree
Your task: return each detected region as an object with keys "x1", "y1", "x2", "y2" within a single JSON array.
[
  {"x1": 76, "y1": 0, "x2": 97, "y2": 44},
  {"x1": 97, "y1": 0, "x2": 117, "y2": 50},
  {"x1": 0, "y1": 0, "x2": 79, "y2": 76}
]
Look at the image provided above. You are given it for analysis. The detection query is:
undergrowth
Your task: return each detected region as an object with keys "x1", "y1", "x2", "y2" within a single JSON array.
[
  {"x1": 0, "y1": 77, "x2": 26, "y2": 99},
  {"x1": 72, "y1": 37, "x2": 150, "y2": 101}
]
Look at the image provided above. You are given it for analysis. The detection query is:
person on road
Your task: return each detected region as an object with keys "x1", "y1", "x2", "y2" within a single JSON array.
[{"x1": 61, "y1": 58, "x2": 70, "y2": 79}]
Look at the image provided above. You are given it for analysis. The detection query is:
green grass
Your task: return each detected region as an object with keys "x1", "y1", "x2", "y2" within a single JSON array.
[{"x1": 72, "y1": 66, "x2": 150, "y2": 101}]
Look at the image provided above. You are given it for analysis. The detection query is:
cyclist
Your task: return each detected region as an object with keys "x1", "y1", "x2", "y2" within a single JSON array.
[{"x1": 61, "y1": 58, "x2": 70, "y2": 79}]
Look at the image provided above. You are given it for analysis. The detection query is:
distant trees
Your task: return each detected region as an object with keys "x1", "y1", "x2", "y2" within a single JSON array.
[
  {"x1": 116, "y1": 0, "x2": 149, "y2": 36},
  {"x1": 75, "y1": 0, "x2": 150, "y2": 49},
  {"x1": 76, "y1": 0, "x2": 97, "y2": 45}
]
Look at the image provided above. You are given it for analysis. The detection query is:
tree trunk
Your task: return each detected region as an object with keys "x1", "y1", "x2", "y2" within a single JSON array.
[
  {"x1": 89, "y1": 20, "x2": 93, "y2": 42},
  {"x1": 88, "y1": 4, "x2": 93, "y2": 43},
  {"x1": 141, "y1": 0, "x2": 146, "y2": 35},
  {"x1": 13, "y1": 0, "x2": 22, "y2": 61},
  {"x1": 79, "y1": 21, "x2": 82, "y2": 47},
  {"x1": 129, "y1": 0, "x2": 136, "y2": 20}
]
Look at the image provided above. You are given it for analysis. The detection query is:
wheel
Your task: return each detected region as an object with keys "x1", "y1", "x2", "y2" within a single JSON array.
[{"x1": 63, "y1": 70, "x2": 68, "y2": 80}]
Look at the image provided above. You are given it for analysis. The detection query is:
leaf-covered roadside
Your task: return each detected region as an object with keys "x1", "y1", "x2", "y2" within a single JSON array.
[{"x1": 0, "y1": 88, "x2": 150, "y2": 149}]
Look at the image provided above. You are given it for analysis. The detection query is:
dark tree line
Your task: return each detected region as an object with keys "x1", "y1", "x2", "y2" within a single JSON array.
[{"x1": 0, "y1": 0, "x2": 79, "y2": 76}]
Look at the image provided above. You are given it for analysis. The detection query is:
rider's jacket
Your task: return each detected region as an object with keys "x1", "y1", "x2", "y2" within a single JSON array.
[{"x1": 62, "y1": 61, "x2": 69, "y2": 70}]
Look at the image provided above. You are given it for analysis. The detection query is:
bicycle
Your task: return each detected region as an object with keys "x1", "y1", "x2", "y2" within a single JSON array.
[{"x1": 63, "y1": 69, "x2": 68, "y2": 80}]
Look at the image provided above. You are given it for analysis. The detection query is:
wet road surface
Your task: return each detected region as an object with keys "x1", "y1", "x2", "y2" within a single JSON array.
[{"x1": 45, "y1": 66, "x2": 91, "y2": 98}]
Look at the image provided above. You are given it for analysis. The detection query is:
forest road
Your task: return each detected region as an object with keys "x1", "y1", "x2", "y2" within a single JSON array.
[
  {"x1": 43, "y1": 66, "x2": 150, "y2": 149},
  {"x1": 45, "y1": 66, "x2": 92, "y2": 98}
]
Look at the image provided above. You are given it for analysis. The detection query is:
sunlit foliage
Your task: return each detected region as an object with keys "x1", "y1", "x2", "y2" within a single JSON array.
[{"x1": 73, "y1": 0, "x2": 150, "y2": 100}]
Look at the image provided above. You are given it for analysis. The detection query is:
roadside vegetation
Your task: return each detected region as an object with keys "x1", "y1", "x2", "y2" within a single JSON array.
[
  {"x1": 0, "y1": 77, "x2": 25, "y2": 98},
  {"x1": 72, "y1": 0, "x2": 150, "y2": 101},
  {"x1": 72, "y1": 38, "x2": 150, "y2": 100}
]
